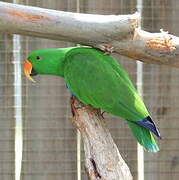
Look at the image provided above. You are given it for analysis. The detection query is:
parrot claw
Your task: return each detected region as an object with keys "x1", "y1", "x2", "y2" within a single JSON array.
[
  {"x1": 101, "y1": 111, "x2": 106, "y2": 119},
  {"x1": 97, "y1": 44, "x2": 114, "y2": 55}
]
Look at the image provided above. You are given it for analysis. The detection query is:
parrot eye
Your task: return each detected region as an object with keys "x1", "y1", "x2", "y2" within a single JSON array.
[{"x1": 36, "y1": 56, "x2": 41, "y2": 60}]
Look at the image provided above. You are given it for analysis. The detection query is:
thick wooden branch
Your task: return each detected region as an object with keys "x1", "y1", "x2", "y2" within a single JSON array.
[
  {"x1": 71, "y1": 96, "x2": 133, "y2": 180},
  {"x1": 0, "y1": 2, "x2": 137, "y2": 44},
  {"x1": 1, "y1": 2, "x2": 179, "y2": 67}
]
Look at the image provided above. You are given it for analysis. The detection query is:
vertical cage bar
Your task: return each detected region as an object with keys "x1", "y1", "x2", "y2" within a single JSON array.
[
  {"x1": 76, "y1": 0, "x2": 82, "y2": 180},
  {"x1": 77, "y1": 130, "x2": 81, "y2": 180},
  {"x1": 136, "y1": 0, "x2": 144, "y2": 180},
  {"x1": 13, "y1": 33, "x2": 23, "y2": 180}
]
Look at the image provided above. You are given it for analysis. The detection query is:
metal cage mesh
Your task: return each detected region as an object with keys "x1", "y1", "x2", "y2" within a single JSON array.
[{"x1": 0, "y1": 0, "x2": 179, "y2": 180}]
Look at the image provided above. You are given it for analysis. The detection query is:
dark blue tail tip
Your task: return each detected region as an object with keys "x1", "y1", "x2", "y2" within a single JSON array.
[{"x1": 136, "y1": 116, "x2": 162, "y2": 140}]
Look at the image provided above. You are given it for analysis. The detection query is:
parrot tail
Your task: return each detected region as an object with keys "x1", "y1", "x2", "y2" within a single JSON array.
[{"x1": 127, "y1": 120, "x2": 160, "y2": 152}]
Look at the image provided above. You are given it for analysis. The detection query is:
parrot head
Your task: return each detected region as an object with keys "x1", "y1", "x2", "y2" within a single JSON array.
[{"x1": 23, "y1": 48, "x2": 68, "y2": 82}]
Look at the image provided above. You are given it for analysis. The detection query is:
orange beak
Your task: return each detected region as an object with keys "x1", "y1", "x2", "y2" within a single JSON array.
[{"x1": 23, "y1": 60, "x2": 36, "y2": 82}]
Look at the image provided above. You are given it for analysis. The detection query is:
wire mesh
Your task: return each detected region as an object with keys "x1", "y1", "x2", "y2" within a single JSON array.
[
  {"x1": 142, "y1": 1, "x2": 179, "y2": 180},
  {"x1": 0, "y1": 33, "x2": 15, "y2": 180},
  {"x1": 0, "y1": 0, "x2": 179, "y2": 180}
]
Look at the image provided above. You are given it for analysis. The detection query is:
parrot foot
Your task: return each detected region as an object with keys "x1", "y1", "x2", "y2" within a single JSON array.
[
  {"x1": 97, "y1": 44, "x2": 114, "y2": 55},
  {"x1": 71, "y1": 96, "x2": 82, "y2": 116}
]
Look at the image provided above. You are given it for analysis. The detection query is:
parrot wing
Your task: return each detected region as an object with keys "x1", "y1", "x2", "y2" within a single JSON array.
[{"x1": 64, "y1": 47, "x2": 149, "y2": 121}]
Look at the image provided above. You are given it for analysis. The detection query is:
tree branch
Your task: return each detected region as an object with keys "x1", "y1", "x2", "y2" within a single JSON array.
[
  {"x1": 1, "y1": 2, "x2": 179, "y2": 67},
  {"x1": 0, "y1": 2, "x2": 137, "y2": 44},
  {"x1": 71, "y1": 96, "x2": 133, "y2": 180}
]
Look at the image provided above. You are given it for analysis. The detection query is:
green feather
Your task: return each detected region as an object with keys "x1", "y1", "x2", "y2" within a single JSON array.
[{"x1": 127, "y1": 121, "x2": 159, "y2": 152}]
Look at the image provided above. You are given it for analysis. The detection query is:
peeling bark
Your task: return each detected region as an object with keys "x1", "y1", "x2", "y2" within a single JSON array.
[
  {"x1": 113, "y1": 28, "x2": 179, "y2": 67},
  {"x1": 71, "y1": 96, "x2": 133, "y2": 180}
]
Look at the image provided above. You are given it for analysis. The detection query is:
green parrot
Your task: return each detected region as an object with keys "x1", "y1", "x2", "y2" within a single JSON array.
[{"x1": 24, "y1": 46, "x2": 161, "y2": 152}]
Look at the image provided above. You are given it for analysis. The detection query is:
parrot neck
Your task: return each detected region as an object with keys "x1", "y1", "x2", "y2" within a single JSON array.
[
  {"x1": 55, "y1": 47, "x2": 75, "y2": 77},
  {"x1": 39, "y1": 47, "x2": 75, "y2": 77}
]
